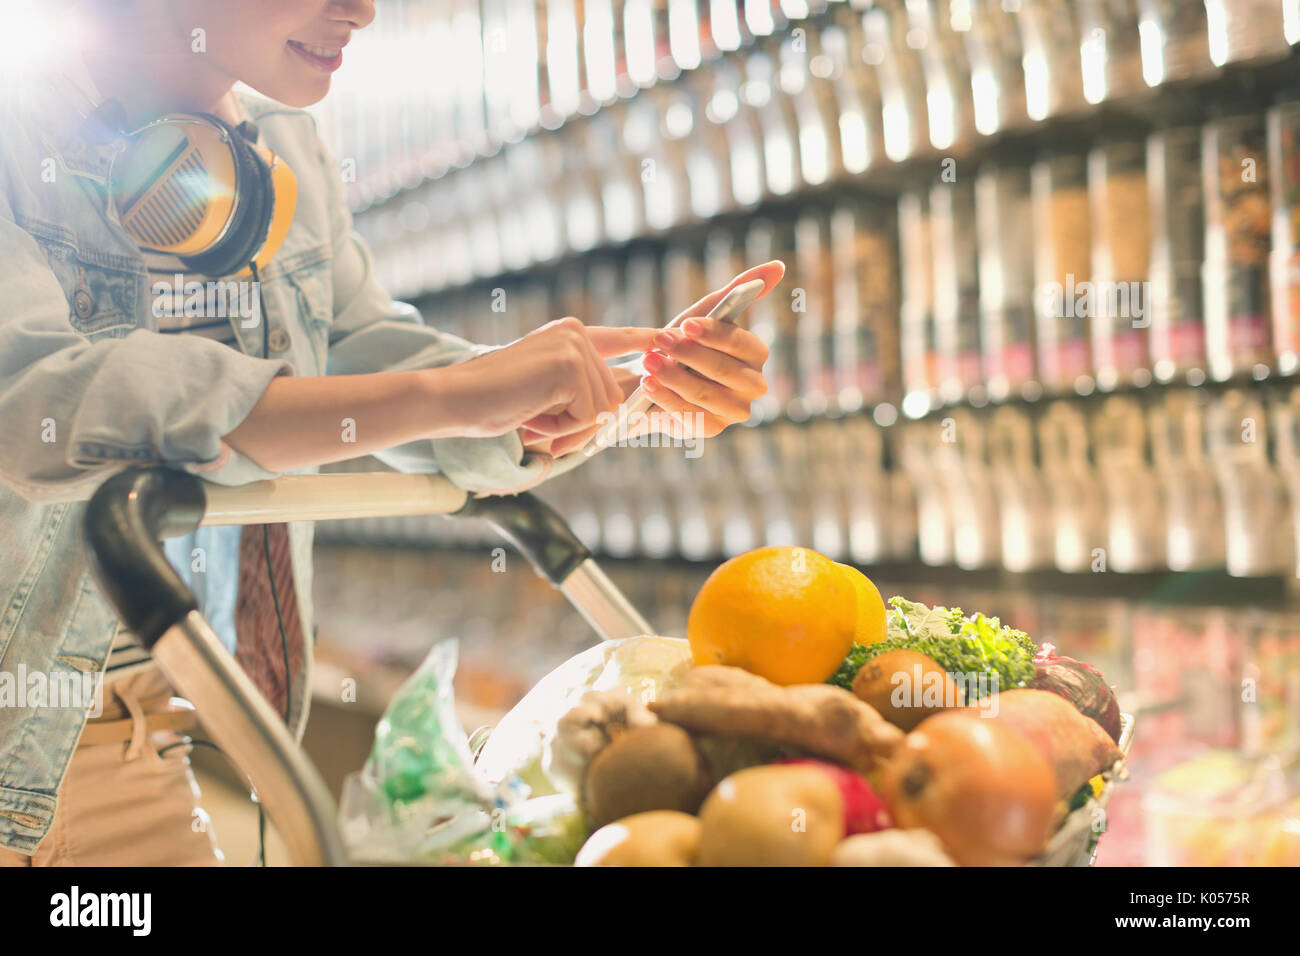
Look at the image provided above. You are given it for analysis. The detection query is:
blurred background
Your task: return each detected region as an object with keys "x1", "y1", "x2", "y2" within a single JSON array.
[{"x1": 213, "y1": 0, "x2": 1300, "y2": 866}]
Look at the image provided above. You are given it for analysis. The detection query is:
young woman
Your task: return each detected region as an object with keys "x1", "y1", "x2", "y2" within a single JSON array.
[{"x1": 0, "y1": 0, "x2": 778, "y2": 865}]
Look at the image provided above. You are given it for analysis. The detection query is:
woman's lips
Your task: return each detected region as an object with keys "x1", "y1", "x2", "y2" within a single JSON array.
[{"x1": 288, "y1": 40, "x2": 343, "y2": 73}]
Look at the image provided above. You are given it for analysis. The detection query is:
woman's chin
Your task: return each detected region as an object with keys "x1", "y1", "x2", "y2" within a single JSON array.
[{"x1": 245, "y1": 75, "x2": 332, "y2": 109}]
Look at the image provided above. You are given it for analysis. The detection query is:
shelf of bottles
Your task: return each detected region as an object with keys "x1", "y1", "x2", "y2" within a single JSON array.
[{"x1": 312, "y1": 0, "x2": 1300, "y2": 581}]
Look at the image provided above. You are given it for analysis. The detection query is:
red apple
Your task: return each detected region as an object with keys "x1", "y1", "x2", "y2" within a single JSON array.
[{"x1": 775, "y1": 758, "x2": 893, "y2": 834}]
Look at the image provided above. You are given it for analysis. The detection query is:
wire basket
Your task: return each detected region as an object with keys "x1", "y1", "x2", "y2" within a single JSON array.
[{"x1": 1030, "y1": 712, "x2": 1136, "y2": 867}]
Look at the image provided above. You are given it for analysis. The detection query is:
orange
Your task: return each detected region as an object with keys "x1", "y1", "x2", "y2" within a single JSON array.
[
  {"x1": 687, "y1": 546, "x2": 857, "y2": 685},
  {"x1": 836, "y1": 563, "x2": 888, "y2": 646}
]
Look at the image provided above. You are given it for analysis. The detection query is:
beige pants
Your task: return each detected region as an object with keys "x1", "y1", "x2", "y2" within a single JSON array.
[{"x1": 0, "y1": 671, "x2": 222, "y2": 867}]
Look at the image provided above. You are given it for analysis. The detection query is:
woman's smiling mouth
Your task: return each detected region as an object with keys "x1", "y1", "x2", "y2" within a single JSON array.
[{"x1": 287, "y1": 40, "x2": 344, "y2": 73}]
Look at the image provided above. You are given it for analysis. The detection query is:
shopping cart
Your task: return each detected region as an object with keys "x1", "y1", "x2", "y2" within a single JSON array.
[
  {"x1": 82, "y1": 465, "x2": 1133, "y2": 867},
  {"x1": 82, "y1": 464, "x2": 659, "y2": 866}
]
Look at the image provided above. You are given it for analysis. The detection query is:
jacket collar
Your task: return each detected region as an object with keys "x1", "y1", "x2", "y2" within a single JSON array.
[{"x1": 39, "y1": 50, "x2": 253, "y2": 185}]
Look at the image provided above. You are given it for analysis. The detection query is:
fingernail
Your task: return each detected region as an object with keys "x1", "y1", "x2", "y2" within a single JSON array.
[
  {"x1": 642, "y1": 351, "x2": 666, "y2": 372},
  {"x1": 653, "y1": 331, "x2": 680, "y2": 349},
  {"x1": 682, "y1": 319, "x2": 704, "y2": 338},
  {"x1": 642, "y1": 375, "x2": 659, "y2": 391}
]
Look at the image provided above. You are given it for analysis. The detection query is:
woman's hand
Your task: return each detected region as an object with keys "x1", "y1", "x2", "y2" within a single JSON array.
[
  {"x1": 637, "y1": 261, "x2": 783, "y2": 440},
  {"x1": 443, "y1": 316, "x2": 657, "y2": 456}
]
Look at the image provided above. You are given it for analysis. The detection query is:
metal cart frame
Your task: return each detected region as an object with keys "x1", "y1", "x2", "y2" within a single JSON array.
[{"x1": 83, "y1": 465, "x2": 653, "y2": 866}]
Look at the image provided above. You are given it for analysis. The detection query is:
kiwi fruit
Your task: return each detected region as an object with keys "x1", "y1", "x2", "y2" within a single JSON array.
[{"x1": 582, "y1": 723, "x2": 712, "y2": 828}]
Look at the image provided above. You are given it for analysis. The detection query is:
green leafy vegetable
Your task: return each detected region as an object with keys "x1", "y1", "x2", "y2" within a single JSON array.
[{"x1": 827, "y1": 596, "x2": 1039, "y2": 702}]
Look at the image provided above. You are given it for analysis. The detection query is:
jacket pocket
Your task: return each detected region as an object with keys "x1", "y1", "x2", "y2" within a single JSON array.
[
  {"x1": 32, "y1": 237, "x2": 142, "y2": 341},
  {"x1": 283, "y1": 260, "x2": 334, "y2": 369}
]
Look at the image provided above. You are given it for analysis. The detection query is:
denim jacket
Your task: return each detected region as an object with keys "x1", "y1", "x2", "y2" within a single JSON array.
[{"x1": 0, "y1": 63, "x2": 583, "y2": 853}]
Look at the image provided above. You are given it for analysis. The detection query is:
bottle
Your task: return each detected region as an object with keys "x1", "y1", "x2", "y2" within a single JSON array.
[
  {"x1": 899, "y1": 185, "x2": 939, "y2": 417},
  {"x1": 988, "y1": 404, "x2": 1054, "y2": 570},
  {"x1": 1089, "y1": 139, "x2": 1153, "y2": 391},
  {"x1": 1147, "y1": 124, "x2": 1208, "y2": 383},
  {"x1": 1134, "y1": 0, "x2": 1213, "y2": 87},
  {"x1": 821, "y1": 8, "x2": 883, "y2": 175},
  {"x1": 1203, "y1": 0, "x2": 1294, "y2": 67},
  {"x1": 1202, "y1": 109, "x2": 1273, "y2": 381},
  {"x1": 749, "y1": 35, "x2": 803, "y2": 198},
  {"x1": 681, "y1": 68, "x2": 736, "y2": 220},
  {"x1": 1148, "y1": 389, "x2": 1224, "y2": 570},
  {"x1": 829, "y1": 199, "x2": 901, "y2": 409},
  {"x1": 746, "y1": 218, "x2": 800, "y2": 418},
  {"x1": 1267, "y1": 92, "x2": 1300, "y2": 375},
  {"x1": 862, "y1": 0, "x2": 930, "y2": 163},
  {"x1": 709, "y1": 56, "x2": 768, "y2": 209},
  {"x1": 1208, "y1": 389, "x2": 1291, "y2": 576},
  {"x1": 794, "y1": 209, "x2": 836, "y2": 415},
  {"x1": 1037, "y1": 400, "x2": 1107, "y2": 571},
  {"x1": 1077, "y1": 0, "x2": 1145, "y2": 105},
  {"x1": 976, "y1": 160, "x2": 1039, "y2": 402},
  {"x1": 622, "y1": 247, "x2": 663, "y2": 329},
  {"x1": 961, "y1": 0, "x2": 1029, "y2": 137},
  {"x1": 1032, "y1": 151, "x2": 1094, "y2": 395},
  {"x1": 589, "y1": 105, "x2": 645, "y2": 244},
  {"x1": 779, "y1": 21, "x2": 844, "y2": 188},
  {"x1": 582, "y1": 0, "x2": 620, "y2": 110},
  {"x1": 931, "y1": 175, "x2": 984, "y2": 404},
  {"x1": 1014, "y1": 0, "x2": 1088, "y2": 122},
  {"x1": 1092, "y1": 396, "x2": 1165, "y2": 571},
  {"x1": 907, "y1": 0, "x2": 977, "y2": 152},
  {"x1": 661, "y1": 240, "x2": 711, "y2": 318}
]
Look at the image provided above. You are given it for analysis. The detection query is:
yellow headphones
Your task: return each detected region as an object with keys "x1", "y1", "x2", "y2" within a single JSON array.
[{"x1": 107, "y1": 111, "x2": 298, "y2": 278}]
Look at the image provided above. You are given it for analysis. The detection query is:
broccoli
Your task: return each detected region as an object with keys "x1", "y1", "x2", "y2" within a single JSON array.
[{"x1": 827, "y1": 596, "x2": 1038, "y2": 702}]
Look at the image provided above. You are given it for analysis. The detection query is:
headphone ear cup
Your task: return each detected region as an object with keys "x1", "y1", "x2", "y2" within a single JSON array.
[{"x1": 181, "y1": 118, "x2": 275, "y2": 277}]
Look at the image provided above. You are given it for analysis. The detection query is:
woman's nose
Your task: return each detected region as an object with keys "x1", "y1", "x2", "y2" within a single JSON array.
[{"x1": 329, "y1": 0, "x2": 376, "y2": 30}]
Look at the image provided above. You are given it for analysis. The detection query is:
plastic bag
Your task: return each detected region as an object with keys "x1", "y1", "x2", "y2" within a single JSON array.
[
  {"x1": 340, "y1": 636, "x2": 691, "y2": 864},
  {"x1": 475, "y1": 635, "x2": 693, "y2": 795},
  {"x1": 339, "y1": 641, "x2": 516, "y2": 864}
]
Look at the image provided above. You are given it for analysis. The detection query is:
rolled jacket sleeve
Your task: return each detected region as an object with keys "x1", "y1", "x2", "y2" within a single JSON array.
[
  {"x1": 318, "y1": 138, "x2": 582, "y2": 495},
  {"x1": 0, "y1": 202, "x2": 292, "y2": 502}
]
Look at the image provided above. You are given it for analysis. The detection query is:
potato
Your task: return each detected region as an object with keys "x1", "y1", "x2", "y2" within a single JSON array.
[
  {"x1": 696, "y1": 764, "x2": 844, "y2": 866},
  {"x1": 582, "y1": 723, "x2": 713, "y2": 828},
  {"x1": 831, "y1": 829, "x2": 956, "y2": 867},
  {"x1": 574, "y1": 811, "x2": 701, "y2": 867},
  {"x1": 851, "y1": 649, "x2": 960, "y2": 730}
]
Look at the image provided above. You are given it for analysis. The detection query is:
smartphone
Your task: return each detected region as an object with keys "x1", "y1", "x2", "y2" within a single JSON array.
[{"x1": 582, "y1": 277, "x2": 768, "y2": 457}]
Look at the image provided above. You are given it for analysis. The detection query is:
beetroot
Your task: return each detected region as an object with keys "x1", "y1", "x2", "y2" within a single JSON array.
[
  {"x1": 776, "y1": 758, "x2": 893, "y2": 834},
  {"x1": 1030, "y1": 644, "x2": 1122, "y2": 742}
]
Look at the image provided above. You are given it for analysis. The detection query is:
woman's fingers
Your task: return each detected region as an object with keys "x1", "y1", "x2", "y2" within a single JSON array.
[
  {"x1": 585, "y1": 325, "x2": 661, "y2": 358},
  {"x1": 551, "y1": 422, "x2": 604, "y2": 457},
  {"x1": 670, "y1": 260, "x2": 786, "y2": 326},
  {"x1": 656, "y1": 327, "x2": 770, "y2": 385},
  {"x1": 642, "y1": 352, "x2": 752, "y2": 423},
  {"x1": 521, "y1": 411, "x2": 583, "y2": 437},
  {"x1": 641, "y1": 376, "x2": 727, "y2": 438}
]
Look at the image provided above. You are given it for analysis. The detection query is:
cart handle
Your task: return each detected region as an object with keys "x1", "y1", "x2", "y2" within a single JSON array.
[
  {"x1": 85, "y1": 468, "x2": 596, "y2": 647},
  {"x1": 81, "y1": 465, "x2": 605, "y2": 866},
  {"x1": 204, "y1": 472, "x2": 594, "y2": 583}
]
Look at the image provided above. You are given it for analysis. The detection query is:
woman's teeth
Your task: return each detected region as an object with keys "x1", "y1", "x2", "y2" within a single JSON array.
[{"x1": 291, "y1": 42, "x2": 339, "y2": 58}]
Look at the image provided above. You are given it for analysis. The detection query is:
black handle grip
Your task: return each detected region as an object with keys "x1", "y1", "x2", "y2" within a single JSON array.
[
  {"x1": 83, "y1": 467, "x2": 206, "y2": 650},
  {"x1": 456, "y1": 491, "x2": 592, "y2": 584}
]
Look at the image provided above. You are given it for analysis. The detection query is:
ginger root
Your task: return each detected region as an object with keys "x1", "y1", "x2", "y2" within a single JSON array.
[
  {"x1": 648, "y1": 666, "x2": 903, "y2": 774},
  {"x1": 548, "y1": 689, "x2": 656, "y2": 791}
]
